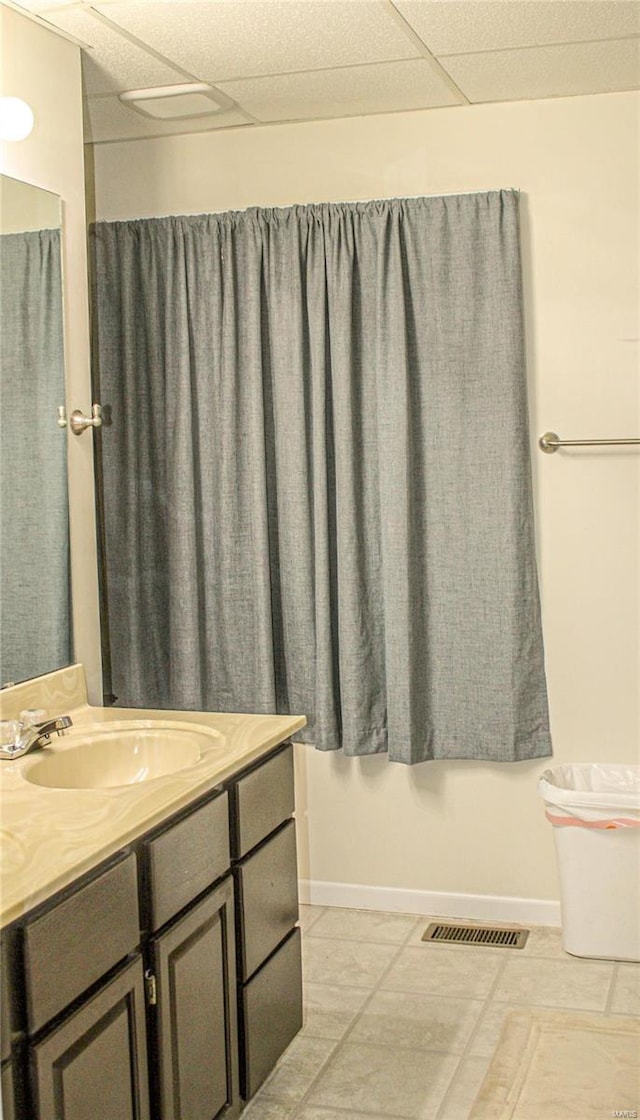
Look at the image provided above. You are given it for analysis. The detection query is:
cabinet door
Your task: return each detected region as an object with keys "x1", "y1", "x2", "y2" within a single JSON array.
[
  {"x1": 2, "y1": 1061, "x2": 15, "y2": 1120},
  {"x1": 31, "y1": 957, "x2": 149, "y2": 1120},
  {"x1": 1, "y1": 936, "x2": 11, "y2": 1064},
  {"x1": 150, "y1": 878, "x2": 239, "y2": 1120}
]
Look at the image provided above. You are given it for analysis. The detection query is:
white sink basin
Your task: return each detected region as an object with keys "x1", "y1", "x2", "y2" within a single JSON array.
[{"x1": 24, "y1": 720, "x2": 223, "y2": 790}]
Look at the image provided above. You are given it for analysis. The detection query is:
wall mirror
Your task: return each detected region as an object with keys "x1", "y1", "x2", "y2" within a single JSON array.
[{"x1": 0, "y1": 173, "x2": 71, "y2": 686}]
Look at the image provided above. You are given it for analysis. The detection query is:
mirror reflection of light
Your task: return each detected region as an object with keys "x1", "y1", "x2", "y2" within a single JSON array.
[{"x1": 0, "y1": 97, "x2": 34, "y2": 141}]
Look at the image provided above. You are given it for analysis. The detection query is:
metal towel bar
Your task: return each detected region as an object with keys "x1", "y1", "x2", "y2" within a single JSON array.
[{"x1": 539, "y1": 431, "x2": 640, "y2": 454}]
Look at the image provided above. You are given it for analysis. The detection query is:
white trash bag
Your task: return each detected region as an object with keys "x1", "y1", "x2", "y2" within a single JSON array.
[
  {"x1": 539, "y1": 763, "x2": 640, "y2": 829},
  {"x1": 539, "y1": 763, "x2": 640, "y2": 961}
]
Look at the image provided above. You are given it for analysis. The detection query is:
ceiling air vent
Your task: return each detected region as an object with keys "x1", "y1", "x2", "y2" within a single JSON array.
[
  {"x1": 422, "y1": 922, "x2": 529, "y2": 949},
  {"x1": 119, "y1": 84, "x2": 234, "y2": 121}
]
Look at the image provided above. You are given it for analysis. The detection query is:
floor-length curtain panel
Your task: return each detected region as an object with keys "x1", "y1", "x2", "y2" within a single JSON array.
[
  {"x1": 91, "y1": 191, "x2": 552, "y2": 763},
  {"x1": 0, "y1": 229, "x2": 69, "y2": 684}
]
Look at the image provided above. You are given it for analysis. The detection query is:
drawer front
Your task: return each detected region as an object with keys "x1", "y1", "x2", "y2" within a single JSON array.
[
  {"x1": 24, "y1": 854, "x2": 139, "y2": 1034},
  {"x1": 233, "y1": 745, "x2": 294, "y2": 859},
  {"x1": 241, "y1": 927, "x2": 302, "y2": 1100},
  {"x1": 237, "y1": 819, "x2": 298, "y2": 981},
  {"x1": 146, "y1": 792, "x2": 229, "y2": 931}
]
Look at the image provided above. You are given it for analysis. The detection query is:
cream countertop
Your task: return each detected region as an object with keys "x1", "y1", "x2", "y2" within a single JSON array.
[{"x1": 0, "y1": 665, "x2": 305, "y2": 926}]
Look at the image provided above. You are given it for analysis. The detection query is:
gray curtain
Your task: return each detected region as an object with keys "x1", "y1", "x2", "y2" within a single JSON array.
[
  {"x1": 91, "y1": 190, "x2": 552, "y2": 763},
  {"x1": 0, "y1": 228, "x2": 70, "y2": 685}
]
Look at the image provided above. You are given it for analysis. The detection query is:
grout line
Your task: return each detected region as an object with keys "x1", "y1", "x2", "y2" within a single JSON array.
[
  {"x1": 302, "y1": 978, "x2": 380, "y2": 994},
  {"x1": 477, "y1": 995, "x2": 621, "y2": 1012},
  {"x1": 304, "y1": 933, "x2": 420, "y2": 944},
  {"x1": 249, "y1": 910, "x2": 624, "y2": 1119},
  {"x1": 291, "y1": 1108, "x2": 410, "y2": 1120},
  {"x1": 283, "y1": 921, "x2": 418, "y2": 1119},
  {"x1": 288, "y1": 916, "x2": 518, "y2": 1118},
  {"x1": 433, "y1": 950, "x2": 510, "y2": 1120}
]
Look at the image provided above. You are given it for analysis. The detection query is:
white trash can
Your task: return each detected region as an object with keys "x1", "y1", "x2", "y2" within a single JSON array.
[{"x1": 538, "y1": 763, "x2": 640, "y2": 962}]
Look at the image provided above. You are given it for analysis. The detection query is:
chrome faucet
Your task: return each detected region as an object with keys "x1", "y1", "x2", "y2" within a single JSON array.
[{"x1": 0, "y1": 715, "x2": 73, "y2": 760}]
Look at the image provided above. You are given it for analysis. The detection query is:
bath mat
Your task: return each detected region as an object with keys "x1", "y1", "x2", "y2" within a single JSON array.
[{"x1": 469, "y1": 1008, "x2": 640, "y2": 1119}]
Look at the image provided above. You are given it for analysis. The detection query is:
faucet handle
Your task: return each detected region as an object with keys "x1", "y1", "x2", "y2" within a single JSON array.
[
  {"x1": 0, "y1": 720, "x2": 20, "y2": 748},
  {"x1": 19, "y1": 708, "x2": 47, "y2": 728}
]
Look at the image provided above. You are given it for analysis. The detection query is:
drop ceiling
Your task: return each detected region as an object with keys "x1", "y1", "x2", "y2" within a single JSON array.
[{"x1": 11, "y1": 0, "x2": 640, "y2": 144}]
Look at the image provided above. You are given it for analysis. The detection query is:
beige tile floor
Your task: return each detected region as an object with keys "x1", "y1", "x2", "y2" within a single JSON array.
[{"x1": 240, "y1": 905, "x2": 640, "y2": 1120}]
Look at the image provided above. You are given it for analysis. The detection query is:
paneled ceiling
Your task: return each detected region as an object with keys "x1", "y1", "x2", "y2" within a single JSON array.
[{"x1": 11, "y1": 0, "x2": 640, "y2": 144}]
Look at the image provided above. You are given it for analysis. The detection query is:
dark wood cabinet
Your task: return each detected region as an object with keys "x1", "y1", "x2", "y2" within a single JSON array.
[
  {"x1": 241, "y1": 927, "x2": 302, "y2": 1100},
  {"x1": 1, "y1": 1061, "x2": 15, "y2": 1120},
  {"x1": 23, "y1": 854, "x2": 140, "y2": 1034},
  {"x1": 1, "y1": 927, "x2": 21, "y2": 1120},
  {"x1": 236, "y1": 819, "x2": 299, "y2": 981},
  {"x1": 141, "y1": 790, "x2": 239, "y2": 1120},
  {"x1": 30, "y1": 956, "x2": 149, "y2": 1120},
  {"x1": 232, "y1": 746, "x2": 295, "y2": 858},
  {"x1": 1, "y1": 741, "x2": 301, "y2": 1119},
  {"x1": 231, "y1": 744, "x2": 303, "y2": 1100},
  {"x1": 143, "y1": 793, "x2": 230, "y2": 932},
  {"x1": 148, "y1": 880, "x2": 239, "y2": 1120}
]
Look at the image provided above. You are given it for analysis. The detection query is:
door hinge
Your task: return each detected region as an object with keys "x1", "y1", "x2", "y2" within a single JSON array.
[{"x1": 144, "y1": 969, "x2": 157, "y2": 1006}]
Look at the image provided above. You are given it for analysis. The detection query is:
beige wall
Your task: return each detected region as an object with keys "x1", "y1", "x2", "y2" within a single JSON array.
[
  {"x1": 92, "y1": 92, "x2": 639, "y2": 911},
  {"x1": 0, "y1": 174, "x2": 60, "y2": 232},
  {"x1": 1, "y1": 5, "x2": 102, "y2": 701}
]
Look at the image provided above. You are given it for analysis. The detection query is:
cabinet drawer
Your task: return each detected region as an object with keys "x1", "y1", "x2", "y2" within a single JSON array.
[
  {"x1": 241, "y1": 927, "x2": 302, "y2": 1100},
  {"x1": 236, "y1": 819, "x2": 298, "y2": 981},
  {"x1": 232, "y1": 745, "x2": 294, "y2": 859},
  {"x1": 145, "y1": 792, "x2": 229, "y2": 931},
  {"x1": 24, "y1": 854, "x2": 139, "y2": 1034}
]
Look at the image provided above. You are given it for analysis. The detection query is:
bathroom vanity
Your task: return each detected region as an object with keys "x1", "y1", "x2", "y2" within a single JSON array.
[{"x1": 0, "y1": 666, "x2": 306, "y2": 1120}]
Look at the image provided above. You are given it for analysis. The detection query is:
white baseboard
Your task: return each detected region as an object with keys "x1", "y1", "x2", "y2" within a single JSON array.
[{"x1": 299, "y1": 879, "x2": 561, "y2": 928}]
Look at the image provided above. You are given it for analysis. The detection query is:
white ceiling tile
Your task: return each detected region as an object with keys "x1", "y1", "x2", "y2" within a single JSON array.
[
  {"x1": 10, "y1": 0, "x2": 76, "y2": 10},
  {"x1": 84, "y1": 93, "x2": 251, "y2": 142},
  {"x1": 395, "y1": 0, "x2": 640, "y2": 55},
  {"x1": 40, "y1": 7, "x2": 188, "y2": 95},
  {"x1": 18, "y1": 0, "x2": 640, "y2": 134},
  {"x1": 216, "y1": 58, "x2": 463, "y2": 123},
  {"x1": 441, "y1": 38, "x2": 640, "y2": 103},
  {"x1": 91, "y1": 0, "x2": 421, "y2": 82}
]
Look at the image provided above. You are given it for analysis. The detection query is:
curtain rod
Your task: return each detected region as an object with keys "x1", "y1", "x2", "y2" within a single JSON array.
[{"x1": 539, "y1": 431, "x2": 640, "y2": 454}]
